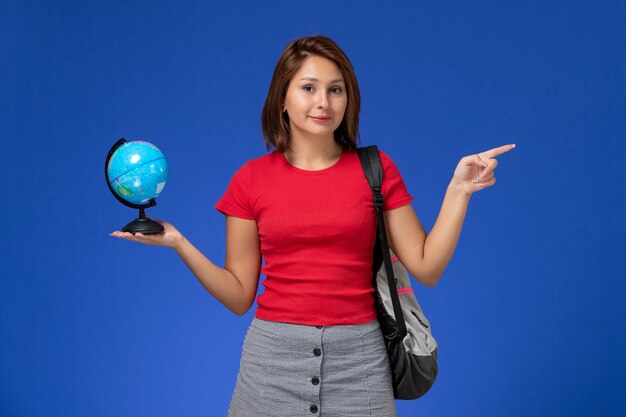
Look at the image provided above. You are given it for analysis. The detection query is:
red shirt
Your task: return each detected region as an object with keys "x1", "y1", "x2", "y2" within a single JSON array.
[{"x1": 215, "y1": 149, "x2": 413, "y2": 326}]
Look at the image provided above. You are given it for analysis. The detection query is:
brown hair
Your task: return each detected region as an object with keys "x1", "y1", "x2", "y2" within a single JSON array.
[{"x1": 261, "y1": 35, "x2": 361, "y2": 151}]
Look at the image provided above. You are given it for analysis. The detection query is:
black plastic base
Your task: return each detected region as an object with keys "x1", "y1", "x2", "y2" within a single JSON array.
[{"x1": 121, "y1": 218, "x2": 164, "y2": 235}]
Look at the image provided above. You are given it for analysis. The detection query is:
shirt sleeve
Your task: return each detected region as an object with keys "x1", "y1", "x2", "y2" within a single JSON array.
[
  {"x1": 379, "y1": 150, "x2": 413, "y2": 211},
  {"x1": 214, "y1": 161, "x2": 256, "y2": 220}
]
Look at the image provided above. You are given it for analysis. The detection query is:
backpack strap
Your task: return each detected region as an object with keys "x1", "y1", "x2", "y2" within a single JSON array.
[{"x1": 358, "y1": 146, "x2": 407, "y2": 338}]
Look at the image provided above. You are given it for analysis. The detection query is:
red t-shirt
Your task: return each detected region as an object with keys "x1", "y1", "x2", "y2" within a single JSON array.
[{"x1": 215, "y1": 149, "x2": 413, "y2": 326}]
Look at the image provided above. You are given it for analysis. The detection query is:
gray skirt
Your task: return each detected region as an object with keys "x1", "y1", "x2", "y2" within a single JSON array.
[{"x1": 228, "y1": 317, "x2": 397, "y2": 417}]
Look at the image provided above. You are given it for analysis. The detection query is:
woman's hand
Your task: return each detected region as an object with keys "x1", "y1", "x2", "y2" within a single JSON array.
[
  {"x1": 452, "y1": 144, "x2": 516, "y2": 196},
  {"x1": 110, "y1": 219, "x2": 185, "y2": 249}
]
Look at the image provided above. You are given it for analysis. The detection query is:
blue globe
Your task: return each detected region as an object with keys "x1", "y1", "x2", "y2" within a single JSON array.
[{"x1": 106, "y1": 140, "x2": 168, "y2": 205}]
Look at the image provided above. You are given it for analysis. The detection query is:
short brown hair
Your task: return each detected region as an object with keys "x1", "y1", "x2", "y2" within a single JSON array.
[{"x1": 261, "y1": 35, "x2": 361, "y2": 151}]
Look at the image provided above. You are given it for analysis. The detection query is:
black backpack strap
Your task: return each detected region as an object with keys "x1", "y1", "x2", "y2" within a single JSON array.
[{"x1": 358, "y1": 146, "x2": 407, "y2": 338}]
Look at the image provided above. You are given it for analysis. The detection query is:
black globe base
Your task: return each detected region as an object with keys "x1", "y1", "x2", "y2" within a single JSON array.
[{"x1": 121, "y1": 217, "x2": 164, "y2": 235}]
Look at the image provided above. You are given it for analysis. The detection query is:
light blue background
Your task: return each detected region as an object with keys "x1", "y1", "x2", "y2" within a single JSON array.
[{"x1": 1, "y1": 1, "x2": 624, "y2": 416}]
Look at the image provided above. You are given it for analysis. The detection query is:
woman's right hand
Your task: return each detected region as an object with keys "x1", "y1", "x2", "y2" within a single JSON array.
[{"x1": 110, "y1": 220, "x2": 185, "y2": 249}]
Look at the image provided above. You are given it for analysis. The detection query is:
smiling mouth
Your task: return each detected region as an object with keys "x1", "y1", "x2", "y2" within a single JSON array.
[{"x1": 310, "y1": 116, "x2": 331, "y2": 121}]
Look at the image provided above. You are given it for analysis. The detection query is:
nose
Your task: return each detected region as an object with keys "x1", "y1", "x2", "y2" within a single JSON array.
[{"x1": 316, "y1": 90, "x2": 329, "y2": 109}]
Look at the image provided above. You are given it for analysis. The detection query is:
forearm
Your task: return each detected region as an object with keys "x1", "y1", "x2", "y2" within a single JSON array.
[
  {"x1": 421, "y1": 180, "x2": 471, "y2": 285},
  {"x1": 174, "y1": 238, "x2": 252, "y2": 315}
]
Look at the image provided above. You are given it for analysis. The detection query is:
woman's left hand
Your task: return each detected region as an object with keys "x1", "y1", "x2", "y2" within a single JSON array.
[{"x1": 452, "y1": 144, "x2": 516, "y2": 196}]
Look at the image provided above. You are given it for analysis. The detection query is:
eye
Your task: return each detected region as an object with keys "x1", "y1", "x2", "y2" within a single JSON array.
[
  {"x1": 330, "y1": 87, "x2": 343, "y2": 94},
  {"x1": 303, "y1": 85, "x2": 314, "y2": 92}
]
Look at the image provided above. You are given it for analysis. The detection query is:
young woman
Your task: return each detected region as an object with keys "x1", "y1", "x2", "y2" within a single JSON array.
[{"x1": 111, "y1": 35, "x2": 514, "y2": 416}]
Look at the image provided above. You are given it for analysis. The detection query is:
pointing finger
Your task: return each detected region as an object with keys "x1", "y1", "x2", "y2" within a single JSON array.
[{"x1": 481, "y1": 144, "x2": 516, "y2": 159}]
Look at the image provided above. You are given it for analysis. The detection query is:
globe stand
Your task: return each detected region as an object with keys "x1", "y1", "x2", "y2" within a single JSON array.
[{"x1": 122, "y1": 207, "x2": 164, "y2": 235}]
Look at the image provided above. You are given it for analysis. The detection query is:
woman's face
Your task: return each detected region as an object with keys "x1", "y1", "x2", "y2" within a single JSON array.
[{"x1": 283, "y1": 55, "x2": 347, "y2": 142}]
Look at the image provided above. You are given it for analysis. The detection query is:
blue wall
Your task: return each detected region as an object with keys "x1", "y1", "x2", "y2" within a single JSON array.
[{"x1": 1, "y1": 1, "x2": 624, "y2": 416}]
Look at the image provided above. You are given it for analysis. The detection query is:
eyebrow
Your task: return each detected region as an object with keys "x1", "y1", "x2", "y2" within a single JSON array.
[{"x1": 300, "y1": 77, "x2": 345, "y2": 83}]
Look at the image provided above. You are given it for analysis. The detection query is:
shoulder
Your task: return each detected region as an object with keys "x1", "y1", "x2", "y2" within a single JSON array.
[
  {"x1": 353, "y1": 146, "x2": 402, "y2": 173},
  {"x1": 229, "y1": 151, "x2": 281, "y2": 176},
  {"x1": 357, "y1": 147, "x2": 400, "y2": 173},
  {"x1": 377, "y1": 149, "x2": 396, "y2": 165},
  {"x1": 355, "y1": 146, "x2": 396, "y2": 162},
  {"x1": 240, "y1": 151, "x2": 282, "y2": 171},
  {"x1": 376, "y1": 148, "x2": 407, "y2": 182}
]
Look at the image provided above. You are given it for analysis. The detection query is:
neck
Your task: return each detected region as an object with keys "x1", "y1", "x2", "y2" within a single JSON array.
[{"x1": 284, "y1": 133, "x2": 343, "y2": 171}]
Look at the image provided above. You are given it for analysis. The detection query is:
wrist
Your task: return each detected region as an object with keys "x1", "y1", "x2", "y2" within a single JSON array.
[
  {"x1": 449, "y1": 179, "x2": 472, "y2": 199},
  {"x1": 173, "y1": 235, "x2": 189, "y2": 253}
]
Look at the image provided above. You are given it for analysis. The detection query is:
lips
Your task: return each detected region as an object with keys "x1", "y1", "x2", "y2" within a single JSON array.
[{"x1": 310, "y1": 115, "x2": 331, "y2": 121}]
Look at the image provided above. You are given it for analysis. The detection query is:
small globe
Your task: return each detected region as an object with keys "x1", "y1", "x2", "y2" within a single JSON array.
[{"x1": 106, "y1": 140, "x2": 168, "y2": 205}]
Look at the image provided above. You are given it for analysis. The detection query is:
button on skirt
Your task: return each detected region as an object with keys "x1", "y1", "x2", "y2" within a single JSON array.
[{"x1": 228, "y1": 317, "x2": 397, "y2": 417}]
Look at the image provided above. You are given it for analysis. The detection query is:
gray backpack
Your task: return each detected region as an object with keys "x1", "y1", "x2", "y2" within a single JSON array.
[{"x1": 358, "y1": 145, "x2": 439, "y2": 400}]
